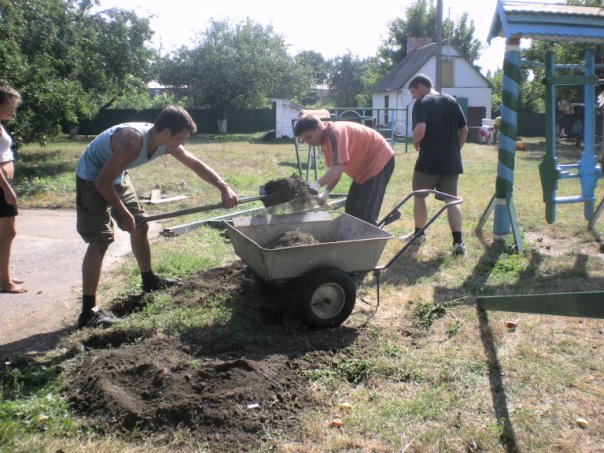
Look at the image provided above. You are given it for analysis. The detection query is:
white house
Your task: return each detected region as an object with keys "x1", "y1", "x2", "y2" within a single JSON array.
[{"x1": 372, "y1": 41, "x2": 492, "y2": 140}]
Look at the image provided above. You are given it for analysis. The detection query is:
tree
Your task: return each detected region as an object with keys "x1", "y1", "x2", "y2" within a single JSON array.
[
  {"x1": 0, "y1": 0, "x2": 155, "y2": 144},
  {"x1": 293, "y1": 51, "x2": 332, "y2": 106},
  {"x1": 519, "y1": 0, "x2": 603, "y2": 113},
  {"x1": 328, "y1": 53, "x2": 366, "y2": 108},
  {"x1": 157, "y1": 18, "x2": 303, "y2": 133},
  {"x1": 379, "y1": 0, "x2": 481, "y2": 69}
]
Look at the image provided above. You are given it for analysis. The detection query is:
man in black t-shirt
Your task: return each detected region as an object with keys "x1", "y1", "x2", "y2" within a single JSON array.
[{"x1": 406, "y1": 74, "x2": 469, "y2": 256}]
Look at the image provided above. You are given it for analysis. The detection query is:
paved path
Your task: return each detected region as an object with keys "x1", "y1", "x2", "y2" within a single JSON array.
[{"x1": 0, "y1": 209, "x2": 159, "y2": 359}]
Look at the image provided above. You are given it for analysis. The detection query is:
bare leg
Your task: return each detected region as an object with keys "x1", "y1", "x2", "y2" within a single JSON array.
[
  {"x1": 82, "y1": 242, "x2": 109, "y2": 296},
  {"x1": 447, "y1": 204, "x2": 463, "y2": 233},
  {"x1": 130, "y1": 223, "x2": 152, "y2": 273},
  {"x1": 0, "y1": 216, "x2": 26, "y2": 293},
  {"x1": 413, "y1": 195, "x2": 428, "y2": 229}
]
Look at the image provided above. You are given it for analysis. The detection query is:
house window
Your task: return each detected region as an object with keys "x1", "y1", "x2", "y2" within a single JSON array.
[
  {"x1": 384, "y1": 95, "x2": 390, "y2": 125},
  {"x1": 442, "y1": 59, "x2": 454, "y2": 87}
]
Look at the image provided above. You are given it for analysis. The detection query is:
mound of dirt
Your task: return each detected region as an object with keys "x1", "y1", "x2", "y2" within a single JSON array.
[
  {"x1": 67, "y1": 261, "x2": 360, "y2": 450},
  {"x1": 67, "y1": 336, "x2": 312, "y2": 449},
  {"x1": 266, "y1": 230, "x2": 320, "y2": 249},
  {"x1": 261, "y1": 174, "x2": 315, "y2": 208}
]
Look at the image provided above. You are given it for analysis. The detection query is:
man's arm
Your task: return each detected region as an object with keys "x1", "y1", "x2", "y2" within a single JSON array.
[
  {"x1": 458, "y1": 125, "x2": 469, "y2": 149},
  {"x1": 316, "y1": 164, "x2": 345, "y2": 192},
  {"x1": 95, "y1": 129, "x2": 141, "y2": 232},
  {"x1": 413, "y1": 122, "x2": 426, "y2": 151},
  {"x1": 167, "y1": 146, "x2": 238, "y2": 208}
]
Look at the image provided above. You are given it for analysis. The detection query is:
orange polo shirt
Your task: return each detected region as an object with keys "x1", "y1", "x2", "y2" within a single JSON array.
[{"x1": 321, "y1": 121, "x2": 394, "y2": 184}]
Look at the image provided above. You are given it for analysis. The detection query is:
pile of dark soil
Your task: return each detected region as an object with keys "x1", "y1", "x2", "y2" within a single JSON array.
[
  {"x1": 67, "y1": 261, "x2": 360, "y2": 451},
  {"x1": 261, "y1": 174, "x2": 315, "y2": 208},
  {"x1": 266, "y1": 230, "x2": 320, "y2": 249}
]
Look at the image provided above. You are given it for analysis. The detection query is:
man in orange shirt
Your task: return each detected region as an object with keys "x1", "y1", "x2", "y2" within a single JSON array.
[{"x1": 294, "y1": 114, "x2": 395, "y2": 225}]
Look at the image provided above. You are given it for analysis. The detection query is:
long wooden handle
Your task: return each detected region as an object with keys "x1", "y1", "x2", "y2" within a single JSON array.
[{"x1": 139, "y1": 195, "x2": 265, "y2": 225}]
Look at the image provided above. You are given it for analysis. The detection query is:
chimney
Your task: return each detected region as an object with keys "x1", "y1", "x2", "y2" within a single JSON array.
[{"x1": 407, "y1": 37, "x2": 433, "y2": 54}]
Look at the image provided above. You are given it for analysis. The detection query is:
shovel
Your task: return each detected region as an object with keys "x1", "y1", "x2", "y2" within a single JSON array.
[
  {"x1": 138, "y1": 178, "x2": 305, "y2": 227},
  {"x1": 137, "y1": 195, "x2": 266, "y2": 226}
]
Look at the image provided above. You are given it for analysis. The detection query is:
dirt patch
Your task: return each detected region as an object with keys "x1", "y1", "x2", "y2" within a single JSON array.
[
  {"x1": 67, "y1": 336, "x2": 314, "y2": 448},
  {"x1": 524, "y1": 231, "x2": 604, "y2": 260},
  {"x1": 261, "y1": 174, "x2": 315, "y2": 208},
  {"x1": 67, "y1": 261, "x2": 360, "y2": 450},
  {"x1": 266, "y1": 230, "x2": 320, "y2": 249}
]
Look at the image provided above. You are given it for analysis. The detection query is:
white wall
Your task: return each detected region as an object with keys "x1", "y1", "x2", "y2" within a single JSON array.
[
  {"x1": 272, "y1": 99, "x2": 302, "y2": 138},
  {"x1": 372, "y1": 45, "x2": 492, "y2": 136}
]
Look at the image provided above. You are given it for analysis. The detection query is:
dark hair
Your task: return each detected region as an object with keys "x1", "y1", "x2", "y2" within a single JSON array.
[
  {"x1": 0, "y1": 85, "x2": 21, "y2": 106},
  {"x1": 154, "y1": 106, "x2": 197, "y2": 135},
  {"x1": 294, "y1": 114, "x2": 321, "y2": 136},
  {"x1": 408, "y1": 74, "x2": 432, "y2": 90}
]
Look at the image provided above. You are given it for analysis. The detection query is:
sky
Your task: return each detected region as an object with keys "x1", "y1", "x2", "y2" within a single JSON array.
[{"x1": 96, "y1": 0, "x2": 563, "y2": 76}]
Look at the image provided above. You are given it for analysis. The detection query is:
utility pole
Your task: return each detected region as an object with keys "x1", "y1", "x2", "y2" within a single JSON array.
[{"x1": 435, "y1": 0, "x2": 443, "y2": 91}]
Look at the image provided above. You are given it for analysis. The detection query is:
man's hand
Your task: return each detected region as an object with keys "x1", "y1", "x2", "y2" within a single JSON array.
[
  {"x1": 220, "y1": 185, "x2": 239, "y2": 208},
  {"x1": 317, "y1": 190, "x2": 331, "y2": 206},
  {"x1": 121, "y1": 211, "x2": 136, "y2": 233},
  {"x1": 308, "y1": 180, "x2": 321, "y2": 195}
]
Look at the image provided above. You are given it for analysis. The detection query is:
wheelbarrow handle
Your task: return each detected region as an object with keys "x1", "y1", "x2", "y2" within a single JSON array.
[{"x1": 137, "y1": 195, "x2": 265, "y2": 227}]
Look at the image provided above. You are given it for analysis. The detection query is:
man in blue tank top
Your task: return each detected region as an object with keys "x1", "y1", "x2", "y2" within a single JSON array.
[{"x1": 75, "y1": 106, "x2": 239, "y2": 328}]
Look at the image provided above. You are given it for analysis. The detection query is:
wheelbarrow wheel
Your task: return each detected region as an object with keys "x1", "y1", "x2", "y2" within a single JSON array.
[{"x1": 296, "y1": 267, "x2": 356, "y2": 329}]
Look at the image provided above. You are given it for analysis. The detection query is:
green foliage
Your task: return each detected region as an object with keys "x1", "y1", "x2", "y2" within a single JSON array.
[
  {"x1": 293, "y1": 50, "x2": 332, "y2": 105},
  {"x1": 379, "y1": 0, "x2": 482, "y2": 68},
  {"x1": 157, "y1": 18, "x2": 304, "y2": 126},
  {"x1": 0, "y1": 0, "x2": 155, "y2": 144},
  {"x1": 519, "y1": 0, "x2": 604, "y2": 113},
  {"x1": 328, "y1": 53, "x2": 366, "y2": 107}
]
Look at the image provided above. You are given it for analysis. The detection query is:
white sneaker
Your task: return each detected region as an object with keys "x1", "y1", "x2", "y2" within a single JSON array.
[
  {"x1": 399, "y1": 232, "x2": 426, "y2": 246},
  {"x1": 452, "y1": 242, "x2": 466, "y2": 256}
]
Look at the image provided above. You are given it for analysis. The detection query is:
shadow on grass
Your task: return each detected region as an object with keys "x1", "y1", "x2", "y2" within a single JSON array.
[
  {"x1": 518, "y1": 141, "x2": 587, "y2": 163},
  {"x1": 462, "y1": 237, "x2": 519, "y2": 452},
  {"x1": 430, "y1": 233, "x2": 604, "y2": 452},
  {"x1": 15, "y1": 149, "x2": 75, "y2": 179},
  {"x1": 94, "y1": 263, "x2": 360, "y2": 361}
]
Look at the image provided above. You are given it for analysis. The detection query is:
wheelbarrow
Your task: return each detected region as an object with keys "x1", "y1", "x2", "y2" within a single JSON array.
[{"x1": 224, "y1": 190, "x2": 462, "y2": 329}]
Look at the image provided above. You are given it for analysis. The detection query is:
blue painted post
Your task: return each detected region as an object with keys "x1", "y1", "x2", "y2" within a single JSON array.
[
  {"x1": 579, "y1": 50, "x2": 600, "y2": 220},
  {"x1": 493, "y1": 38, "x2": 520, "y2": 238}
]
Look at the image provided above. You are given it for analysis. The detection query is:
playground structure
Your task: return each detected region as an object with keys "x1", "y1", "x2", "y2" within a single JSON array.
[{"x1": 477, "y1": 1, "x2": 604, "y2": 319}]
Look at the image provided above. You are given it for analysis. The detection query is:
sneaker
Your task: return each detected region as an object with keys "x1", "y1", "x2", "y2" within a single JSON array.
[
  {"x1": 452, "y1": 242, "x2": 466, "y2": 256},
  {"x1": 142, "y1": 276, "x2": 182, "y2": 293},
  {"x1": 399, "y1": 232, "x2": 426, "y2": 246},
  {"x1": 77, "y1": 306, "x2": 118, "y2": 329}
]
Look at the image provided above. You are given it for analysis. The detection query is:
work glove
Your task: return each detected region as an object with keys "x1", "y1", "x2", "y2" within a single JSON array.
[
  {"x1": 317, "y1": 189, "x2": 331, "y2": 206},
  {"x1": 308, "y1": 180, "x2": 320, "y2": 195}
]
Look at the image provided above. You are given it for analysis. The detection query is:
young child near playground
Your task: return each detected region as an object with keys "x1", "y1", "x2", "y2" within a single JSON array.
[
  {"x1": 293, "y1": 113, "x2": 395, "y2": 225},
  {"x1": 0, "y1": 85, "x2": 26, "y2": 294},
  {"x1": 75, "y1": 106, "x2": 239, "y2": 328}
]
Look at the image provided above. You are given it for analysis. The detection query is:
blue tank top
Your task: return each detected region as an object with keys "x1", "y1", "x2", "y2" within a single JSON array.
[{"x1": 75, "y1": 122, "x2": 166, "y2": 184}]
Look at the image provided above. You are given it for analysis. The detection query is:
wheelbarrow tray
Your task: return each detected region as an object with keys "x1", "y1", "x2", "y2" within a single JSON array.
[{"x1": 225, "y1": 212, "x2": 393, "y2": 282}]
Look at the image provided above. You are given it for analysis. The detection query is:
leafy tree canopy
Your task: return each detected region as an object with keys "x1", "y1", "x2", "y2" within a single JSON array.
[
  {"x1": 379, "y1": 0, "x2": 481, "y2": 69},
  {"x1": 156, "y1": 18, "x2": 306, "y2": 130},
  {"x1": 0, "y1": 0, "x2": 155, "y2": 144}
]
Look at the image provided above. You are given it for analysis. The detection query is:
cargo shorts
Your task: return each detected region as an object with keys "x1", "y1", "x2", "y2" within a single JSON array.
[
  {"x1": 76, "y1": 173, "x2": 146, "y2": 243},
  {"x1": 412, "y1": 170, "x2": 459, "y2": 201}
]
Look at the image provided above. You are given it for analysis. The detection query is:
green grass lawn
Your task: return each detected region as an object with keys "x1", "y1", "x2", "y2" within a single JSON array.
[{"x1": 2, "y1": 135, "x2": 603, "y2": 452}]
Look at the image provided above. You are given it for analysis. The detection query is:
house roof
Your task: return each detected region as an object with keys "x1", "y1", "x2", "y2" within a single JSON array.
[
  {"x1": 373, "y1": 44, "x2": 436, "y2": 93},
  {"x1": 487, "y1": 1, "x2": 604, "y2": 44},
  {"x1": 372, "y1": 42, "x2": 490, "y2": 93}
]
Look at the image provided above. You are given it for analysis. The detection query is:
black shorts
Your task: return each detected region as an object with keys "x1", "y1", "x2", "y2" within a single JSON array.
[{"x1": 0, "y1": 179, "x2": 18, "y2": 218}]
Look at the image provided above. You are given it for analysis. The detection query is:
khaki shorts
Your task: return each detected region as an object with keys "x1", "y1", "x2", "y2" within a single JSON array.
[
  {"x1": 76, "y1": 174, "x2": 145, "y2": 243},
  {"x1": 412, "y1": 171, "x2": 459, "y2": 200}
]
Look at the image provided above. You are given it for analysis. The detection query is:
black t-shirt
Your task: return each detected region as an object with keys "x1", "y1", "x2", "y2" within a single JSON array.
[{"x1": 412, "y1": 92, "x2": 467, "y2": 175}]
